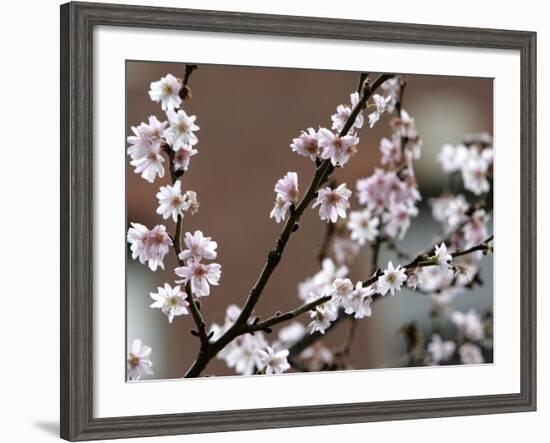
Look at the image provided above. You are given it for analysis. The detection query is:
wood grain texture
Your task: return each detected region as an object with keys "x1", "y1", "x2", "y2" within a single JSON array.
[{"x1": 60, "y1": 2, "x2": 537, "y2": 440}]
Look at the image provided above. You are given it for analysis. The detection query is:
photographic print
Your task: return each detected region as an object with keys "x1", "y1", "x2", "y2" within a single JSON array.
[{"x1": 126, "y1": 62, "x2": 494, "y2": 380}]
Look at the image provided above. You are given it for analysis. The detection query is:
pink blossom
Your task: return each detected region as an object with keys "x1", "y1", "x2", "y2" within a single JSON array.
[
  {"x1": 317, "y1": 128, "x2": 359, "y2": 167},
  {"x1": 313, "y1": 183, "x2": 351, "y2": 223},
  {"x1": 290, "y1": 128, "x2": 321, "y2": 161},
  {"x1": 331, "y1": 91, "x2": 364, "y2": 133},
  {"x1": 127, "y1": 223, "x2": 172, "y2": 271},
  {"x1": 178, "y1": 230, "x2": 218, "y2": 263},
  {"x1": 173, "y1": 144, "x2": 198, "y2": 172},
  {"x1": 174, "y1": 261, "x2": 222, "y2": 297}
]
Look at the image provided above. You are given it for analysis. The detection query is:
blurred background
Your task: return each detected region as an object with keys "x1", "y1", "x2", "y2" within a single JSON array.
[{"x1": 126, "y1": 61, "x2": 493, "y2": 379}]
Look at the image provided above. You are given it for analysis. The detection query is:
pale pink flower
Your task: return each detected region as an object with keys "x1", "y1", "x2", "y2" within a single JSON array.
[
  {"x1": 383, "y1": 201, "x2": 418, "y2": 240},
  {"x1": 150, "y1": 283, "x2": 189, "y2": 323},
  {"x1": 224, "y1": 333, "x2": 267, "y2": 375},
  {"x1": 463, "y1": 209, "x2": 489, "y2": 247},
  {"x1": 461, "y1": 152, "x2": 490, "y2": 195},
  {"x1": 438, "y1": 144, "x2": 468, "y2": 173},
  {"x1": 174, "y1": 261, "x2": 221, "y2": 297},
  {"x1": 347, "y1": 209, "x2": 380, "y2": 245},
  {"x1": 318, "y1": 128, "x2": 359, "y2": 167},
  {"x1": 368, "y1": 94, "x2": 391, "y2": 128},
  {"x1": 274, "y1": 172, "x2": 299, "y2": 203},
  {"x1": 290, "y1": 128, "x2": 321, "y2": 161},
  {"x1": 173, "y1": 144, "x2": 198, "y2": 172},
  {"x1": 258, "y1": 347, "x2": 290, "y2": 375},
  {"x1": 127, "y1": 116, "x2": 167, "y2": 160},
  {"x1": 378, "y1": 261, "x2": 407, "y2": 296},
  {"x1": 332, "y1": 235, "x2": 360, "y2": 265},
  {"x1": 330, "y1": 278, "x2": 354, "y2": 307},
  {"x1": 277, "y1": 322, "x2": 306, "y2": 346},
  {"x1": 164, "y1": 109, "x2": 199, "y2": 150},
  {"x1": 183, "y1": 190, "x2": 200, "y2": 215},
  {"x1": 451, "y1": 310, "x2": 484, "y2": 341},
  {"x1": 300, "y1": 342, "x2": 334, "y2": 371},
  {"x1": 342, "y1": 282, "x2": 374, "y2": 319},
  {"x1": 270, "y1": 195, "x2": 292, "y2": 224},
  {"x1": 331, "y1": 91, "x2": 364, "y2": 133},
  {"x1": 380, "y1": 137, "x2": 402, "y2": 166},
  {"x1": 313, "y1": 183, "x2": 351, "y2": 223},
  {"x1": 156, "y1": 180, "x2": 190, "y2": 222},
  {"x1": 380, "y1": 77, "x2": 401, "y2": 112},
  {"x1": 148, "y1": 74, "x2": 182, "y2": 111},
  {"x1": 458, "y1": 343, "x2": 484, "y2": 364},
  {"x1": 178, "y1": 230, "x2": 218, "y2": 263},
  {"x1": 434, "y1": 243, "x2": 453, "y2": 270},
  {"x1": 127, "y1": 223, "x2": 172, "y2": 271},
  {"x1": 308, "y1": 298, "x2": 338, "y2": 334},
  {"x1": 129, "y1": 146, "x2": 165, "y2": 183},
  {"x1": 127, "y1": 338, "x2": 153, "y2": 380},
  {"x1": 426, "y1": 334, "x2": 456, "y2": 364}
]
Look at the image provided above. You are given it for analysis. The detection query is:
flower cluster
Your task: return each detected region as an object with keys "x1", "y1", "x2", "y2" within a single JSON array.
[
  {"x1": 127, "y1": 223, "x2": 172, "y2": 271},
  {"x1": 437, "y1": 135, "x2": 493, "y2": 196},
  {"x1": 270, "y1": 172, "x2": 299, "y2": 223},
  {"x1": 127, "y1": 74, "x2": 200, "y2": 183},
  {"x1": 175, "y1": 231, "x2": 222, "y2": 297},
  {"x1": 210, "y1": 305, "x2": 290, "y2": 375},
  {"x1": 127, "y1": 338, "x2": 153, "y2": 380}
]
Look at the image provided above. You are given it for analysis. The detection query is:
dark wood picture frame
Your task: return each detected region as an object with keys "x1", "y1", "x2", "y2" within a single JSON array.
[{"x1": 60, "y1": 2, "x2": 537, "y2": 441}]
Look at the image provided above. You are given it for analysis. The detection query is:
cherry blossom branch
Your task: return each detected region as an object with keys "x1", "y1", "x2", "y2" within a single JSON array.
[
  {"x1": 163, "y1": 65, "x2": 210, "y2": 350},
  {"x1": 183, "y1": 74, "x2": 395, "y2": 378},
  {"x1": 244, "y1": 295, "x2": 333, "y2": 334},
  {"x1": 287, "y1": 235, "x2": 493, "y2": 360}
]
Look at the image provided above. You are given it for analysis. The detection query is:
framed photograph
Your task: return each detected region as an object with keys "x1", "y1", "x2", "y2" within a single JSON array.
[{"x1": 60, "y1": 1, "x2": 536, "y2": 441}]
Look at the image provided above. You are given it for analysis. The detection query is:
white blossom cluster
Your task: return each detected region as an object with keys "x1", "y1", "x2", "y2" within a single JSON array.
[
  {"x1": 125, "y1": 73, "x2": 219, "y2": 380},
  {"x1": 437, "y1": 135, "x2": 493, "y2": 196},
  {"x1": 278, "y1": 88, "x2": 392, "y2": 226},
  {"x1": 209, "y1": 305, "x2": 291, "y2": 375},
  {"x1": 423, "y1": 308, "x2": 489, "y2": 366}
]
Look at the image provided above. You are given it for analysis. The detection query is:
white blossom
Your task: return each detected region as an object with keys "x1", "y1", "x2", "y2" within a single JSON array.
[
  {"x1": 434, "y1": 243, "x2": 453, "y2": 270},
  {"x1": 308, "y1": 297, "x2": 338, "y2": 334},
  {"x1": 313, "y1": 183, "x2": 351, "y2": 223},
  {"x1": 148, "y1": 74, "x2": 182, "y2": 111},
  {"x1": 173, "y1": 144, "x2": 198, "y2": 172},
  {"x1": 451, "y1": 310, "x2": 485, "y2": 341},
  {"x1": 174, "y1": 262, "x2": 222, "y2": 297},
  {"x1": 127, "y1": 338, "x2": 153, "y2": 380},
  {"x1": 277, "y1": 322, "x2": 305, "y2": 346},
  {"x1": 127, "y1": 116, "x2": 167, "y2": 160},
  {"x1": 368, "y1": 94, "x2": 391, "y2": 128},
  {"x1": 290, "y1": 128, "x2": 321, "y2": 161},
  {"x1": 343, "y1": 282, "x2": 374, "y2": 319},
  {"x1": 129, "y1": 145, "x2": 165, "y2": 183},
  {"x1": 270, "y1": 195, "x2": 292, "y2": 224},
  {"x1": 347, "y1": 209, "x2": 380, "y2": 245},
  {"x1": 383, "y1": 201, "x2": 418, "y2": 240},
  {"x1": 318, "y1": 128, "x2": 359, "y2": 167},
  {"x1": 298, "y1": 258, "x2": 349, "y2": 302},
  {"x1": 150, "y1": 283, "x2": 189, "y2": 323},
  {"x1": 378, "y1": 261, "x2": 407, "y2": 296},
  {"x1": 461, "y1": 152, "x2": 491, "y2": 195},
  {"x1": 224, "y1": 333, "x2": 267, "y2": 375},
  {"x1": 183, "y1": 190, "x2": 200, "y2": 215},
  {"x1": 178, "y1": 230, "x2": 218, "y2": 263},
  {"x1": 274, "y1": 172, "x2": 299, "y2": 203},
  {"x1": 426, "y1": 334, "x2": 456, "y2": 364},
  {"x1": 380, "y1": 137, "x2": 402, "y2": 166},
  {"x1": 437, "y1": 143, "x2": 468, "y2": 173},
  {"x1": 164, "y1": 109, "x2": 199, "y2": 150},
  {"x1": 156, "y1": 180, "x2": 190, "y2": 222},
  {"x1": 330, "y1": 278, "x2": 354, "y2": 307},
  {"x1": 127, "y1": 223, "x2": 172, "y2": 271},
  {"x1": 458, "y1": 343, "x2": 484, "y2": 364},
  {"x1": 258, "y1": 347, "x2": 291, "y2": 375},
  {"x1": 270, "y1": 172, "x2": 299, "y2": 223},
  {"x1": 331, "y1": 91, "x2": 364, "y2": 133}
]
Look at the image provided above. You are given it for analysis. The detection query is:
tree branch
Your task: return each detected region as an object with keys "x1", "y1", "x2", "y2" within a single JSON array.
[{"x1": 183, "y1": 73, "x2": 394, "y2": 378}]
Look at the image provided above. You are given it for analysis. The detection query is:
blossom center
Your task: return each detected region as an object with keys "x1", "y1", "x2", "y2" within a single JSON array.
[{"x1": 128, "y1": 354, "x2": 140, "y2": 368}]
